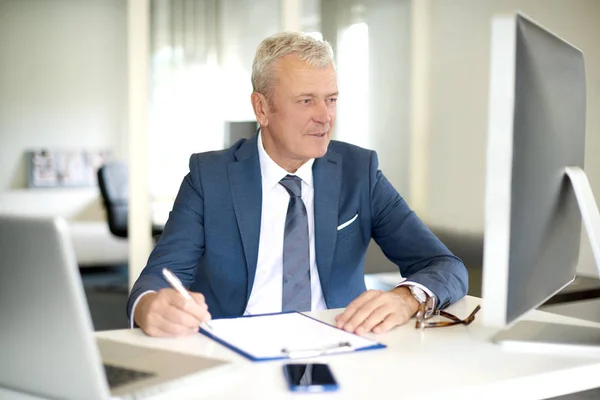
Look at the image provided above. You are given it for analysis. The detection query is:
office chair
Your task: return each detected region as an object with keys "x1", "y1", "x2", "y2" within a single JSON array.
[{"x1": 97, "y1": 162, "x2": 163, "y2": 239}]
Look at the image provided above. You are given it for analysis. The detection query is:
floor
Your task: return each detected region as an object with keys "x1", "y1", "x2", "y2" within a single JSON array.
[
  {"x1": 79, "y1": 266, "x2": 600, "y2": 399},
  {"x1": 80, "y1": 265, "x2": 129, "y2": 331}
]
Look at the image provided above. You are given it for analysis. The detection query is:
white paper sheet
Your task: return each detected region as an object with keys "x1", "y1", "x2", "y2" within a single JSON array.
[{"x1": 202, "y1": 312, "x2": 384, "y2": 360}]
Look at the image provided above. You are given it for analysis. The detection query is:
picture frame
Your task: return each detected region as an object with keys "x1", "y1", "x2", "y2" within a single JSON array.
[{"x1": 25, "y1": 149, "x2": 110, "y2": 188}]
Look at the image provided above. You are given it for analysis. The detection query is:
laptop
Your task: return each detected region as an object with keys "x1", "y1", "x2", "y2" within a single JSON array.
[{"x1": 0, "y1": 215, "x2": 229, "y2": 400}]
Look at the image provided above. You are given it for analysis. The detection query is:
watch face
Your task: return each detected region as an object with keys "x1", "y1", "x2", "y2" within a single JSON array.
[{"x1": 410, "y1": 286, "x2": 427, "y2": 303}]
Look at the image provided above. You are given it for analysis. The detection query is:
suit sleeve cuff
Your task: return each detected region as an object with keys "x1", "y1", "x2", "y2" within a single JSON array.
[
  {"x1": 395, "y1": 281, "x2": 437, "y2": 310},
  {"x1": 130, "y1": 290, "x2": 156, "y2": 329}
]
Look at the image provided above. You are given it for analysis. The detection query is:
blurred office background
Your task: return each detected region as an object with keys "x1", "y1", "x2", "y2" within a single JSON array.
[{"x1": 0, "y1": 0, "x2": 599, "y2": 342}]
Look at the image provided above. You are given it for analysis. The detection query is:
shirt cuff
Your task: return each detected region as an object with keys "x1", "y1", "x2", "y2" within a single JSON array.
[
  {"x1": 395, "y1": 281, "x2": 437, "y2": 310},
  {"x1": 130, "y1": 290, "x2": 156, "y2": 329}
]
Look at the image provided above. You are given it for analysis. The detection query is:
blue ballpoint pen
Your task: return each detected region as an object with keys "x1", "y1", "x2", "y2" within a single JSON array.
[{"x1": 162, "y1": 268, "x2": 214, "y2": 331}]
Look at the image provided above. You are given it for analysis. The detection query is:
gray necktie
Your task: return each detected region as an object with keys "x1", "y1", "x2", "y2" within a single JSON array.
[{"x1": 279, "y1": 175, "x2": 311, "y2": 312}]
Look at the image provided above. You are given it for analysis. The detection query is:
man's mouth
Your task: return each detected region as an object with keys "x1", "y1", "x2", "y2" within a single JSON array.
[{"x1": 308, "y1": 133, "x2": 327, "y2": 137}]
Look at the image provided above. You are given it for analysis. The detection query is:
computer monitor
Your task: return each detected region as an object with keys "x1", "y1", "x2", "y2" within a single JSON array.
[{"x1": 481, "y1": 13, "x2": 600, "y2": 352}]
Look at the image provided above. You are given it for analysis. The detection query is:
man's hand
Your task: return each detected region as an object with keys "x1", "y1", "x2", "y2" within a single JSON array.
[
  {"x1": 134, "y1": 288, "x2": 211, "y2": 338},
  {"x1": 335, "y1": 287, "x2": 420, "y2": 335}
]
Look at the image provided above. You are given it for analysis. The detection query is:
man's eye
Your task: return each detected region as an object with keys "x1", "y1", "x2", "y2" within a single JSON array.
[
  {"x1": 328, "y1": 98, "x2": 338, "y2": 103},
  {"x1": 301, "y1": 99, "x2": 312, "y2": 104}
]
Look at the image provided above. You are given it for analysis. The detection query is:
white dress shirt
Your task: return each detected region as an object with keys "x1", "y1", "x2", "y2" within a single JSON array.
[
  {"x1": 249, "y1": 134, "x2": 434, "y2": 312},
  {"x1": 244, "y1": 133, "x2": 327, "y2": 315}
]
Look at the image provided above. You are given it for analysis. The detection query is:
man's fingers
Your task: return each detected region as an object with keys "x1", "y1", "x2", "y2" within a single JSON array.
[
  {"x1": 372, "y1": 312, "x2": 406, "y2": 334},
  {"x1": 161, "y1": 305, "x2": 203, "y2": 328},
  {"x1": 155, "y1": 289, "x2": 205, "y2": 327},
  {"x1": 139, "y1": 288, "x2": 210, "y2": 338},
  {"x1": 150, "y1": 324, "x2": 196, "y2": 338},
  {"x1": 145, "y1": 313, "x2": 196, "y2": 337},
  {"x1": 336, "y1": 291, "x2": 416, "y2": 335},
  {"x1": 335, "y1": 290, "x2": 382, "y2": 328},
  {"x1": 341, "y1": 295, "x2": 387, "y2": 333},
  {"x1": 169, "y1": 291, "x2": 210, "y2": 322},
  {"x1": 190, "y1": 292, "x2": 212, "y2": 321},
  {"x1": 197, "y1": 311, "x2": 212, "y2": 326},
  {"x1": 142, "y1": 324, "x2": 170, "y2": 338},
  {"x1": 189, "y1": 291, "x2": 206, "y2": 306},
  {"x1": 165, "y1": 321, "x2": 199, "y2": 337},
  {"x1": 355, "y1": 305, "x2": 394, "y2": 335},
  {"x1": 371, "y1": 297, "x2": 414, "y2": 334}
]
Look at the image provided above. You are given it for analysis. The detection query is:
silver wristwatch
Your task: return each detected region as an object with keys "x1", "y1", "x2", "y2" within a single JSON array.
[{"x1": 409, "y1": 285, "x2": 434, "y2": 319}]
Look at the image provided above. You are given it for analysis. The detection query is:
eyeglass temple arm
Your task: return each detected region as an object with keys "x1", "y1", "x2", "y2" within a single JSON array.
[{"x1": 438, "y1": 305, "x2": 482, "y2": 324}]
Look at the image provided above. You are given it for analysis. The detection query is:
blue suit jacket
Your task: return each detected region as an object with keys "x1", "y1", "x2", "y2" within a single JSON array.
[{"x1": 127, "y1": 135, "x2": 468, "y2": 319}]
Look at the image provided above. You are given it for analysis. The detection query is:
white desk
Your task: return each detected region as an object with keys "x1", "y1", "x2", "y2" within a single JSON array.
[
  {"x1": 105, "y1": 296, "x2": 600, "y2": 400},
  {"x1": 3, "y1": 296, "x2": 600, "y2": 400}
]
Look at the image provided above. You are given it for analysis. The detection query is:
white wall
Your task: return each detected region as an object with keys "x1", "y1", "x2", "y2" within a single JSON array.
[
  {"x1": 319, "y1": 0, "x2": 412, "y2": 196},
  {"x1": 0, "y1": 0, "x2": 127, "y2": 220},
  {"x1": 366, "y1": 0, "x2": 412, "y2": 196},
  {"x1": 148, "y1": 0, "x2": 280, "y2": 199},
  {"x1": 420, "y1": 0, "x2": 600, "y2": 275},
  {"x1": 318, "y1": 0, "x2": 412, "y2": 274},
  {"x1": 360, "y1": 0, "x2": 413, "y2": 275}
]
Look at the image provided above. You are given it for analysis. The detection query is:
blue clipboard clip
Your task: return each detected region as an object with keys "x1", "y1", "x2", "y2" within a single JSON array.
[{"x1": 281, "y1": 341, "x2": 353, "y2": 359}]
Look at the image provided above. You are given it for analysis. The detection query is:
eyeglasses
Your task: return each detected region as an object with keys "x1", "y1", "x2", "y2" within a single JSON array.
[{"x1": 415, "y1": 301, "x2": 481, "y2": 329}]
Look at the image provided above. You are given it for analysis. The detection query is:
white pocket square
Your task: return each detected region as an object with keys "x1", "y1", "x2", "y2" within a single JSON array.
[{"x1": 337, "y1": 213, "x2": 358, "y2": 231}]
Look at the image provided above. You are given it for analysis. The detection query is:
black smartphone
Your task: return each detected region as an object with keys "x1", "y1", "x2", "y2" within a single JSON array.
[{"x1": 282, "y1": 363, "x2": 339, "y2": 392}]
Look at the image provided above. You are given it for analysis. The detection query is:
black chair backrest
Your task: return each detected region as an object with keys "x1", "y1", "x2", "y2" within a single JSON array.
[{"x1": 97, "y1": 162, "x2": 129, "y2": 238}]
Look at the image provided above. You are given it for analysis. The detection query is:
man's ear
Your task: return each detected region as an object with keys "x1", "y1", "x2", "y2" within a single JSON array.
[{"x1": 251, "y1": 92, "x2": 269, "y2": 127}]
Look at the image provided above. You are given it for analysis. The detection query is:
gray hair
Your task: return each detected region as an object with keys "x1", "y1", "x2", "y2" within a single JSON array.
[{"x1": 251, "y1": 32, "x2": 335, "y2": 101}]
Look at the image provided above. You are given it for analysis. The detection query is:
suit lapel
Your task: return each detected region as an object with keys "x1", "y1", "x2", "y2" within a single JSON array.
[
  {"x1": 313, "y1": 150, "x2": 342, "y2": 303},
  {"x1": 228, "y1": 135, "x2": 262, "y2": 302}
]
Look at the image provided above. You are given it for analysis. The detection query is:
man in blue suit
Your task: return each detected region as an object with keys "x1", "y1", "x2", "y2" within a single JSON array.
[{"x1": 128, "y1": 32, "x2": 468, "y2": 338}]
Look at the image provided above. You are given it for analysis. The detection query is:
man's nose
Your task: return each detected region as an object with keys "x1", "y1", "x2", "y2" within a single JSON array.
[{"x1": 313, "y1": 100, "x2": 332, "y2": 124}]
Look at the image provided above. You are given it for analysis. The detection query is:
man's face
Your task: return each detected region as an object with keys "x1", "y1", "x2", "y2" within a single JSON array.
[{"x1": 259, "y1": 54, "x2": 338, "y2": 171}]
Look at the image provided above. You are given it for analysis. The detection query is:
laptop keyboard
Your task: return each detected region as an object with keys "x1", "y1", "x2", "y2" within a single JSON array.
[{"x1": 103, "y1": 364, "x2": 156, "y2": 389}]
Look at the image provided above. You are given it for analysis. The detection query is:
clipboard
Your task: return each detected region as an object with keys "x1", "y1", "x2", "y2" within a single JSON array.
[{"x1": 200, "y1": 311, "x2": 386, "y2": 362}]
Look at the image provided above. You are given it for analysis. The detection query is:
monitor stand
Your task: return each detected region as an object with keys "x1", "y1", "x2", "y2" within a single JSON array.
[
  {"x1": 493, "y1": 320, "x2": 600, "y2": 357},
  {"x1": 493, "y1": 166, "x2": 600, "y2": 356}
]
